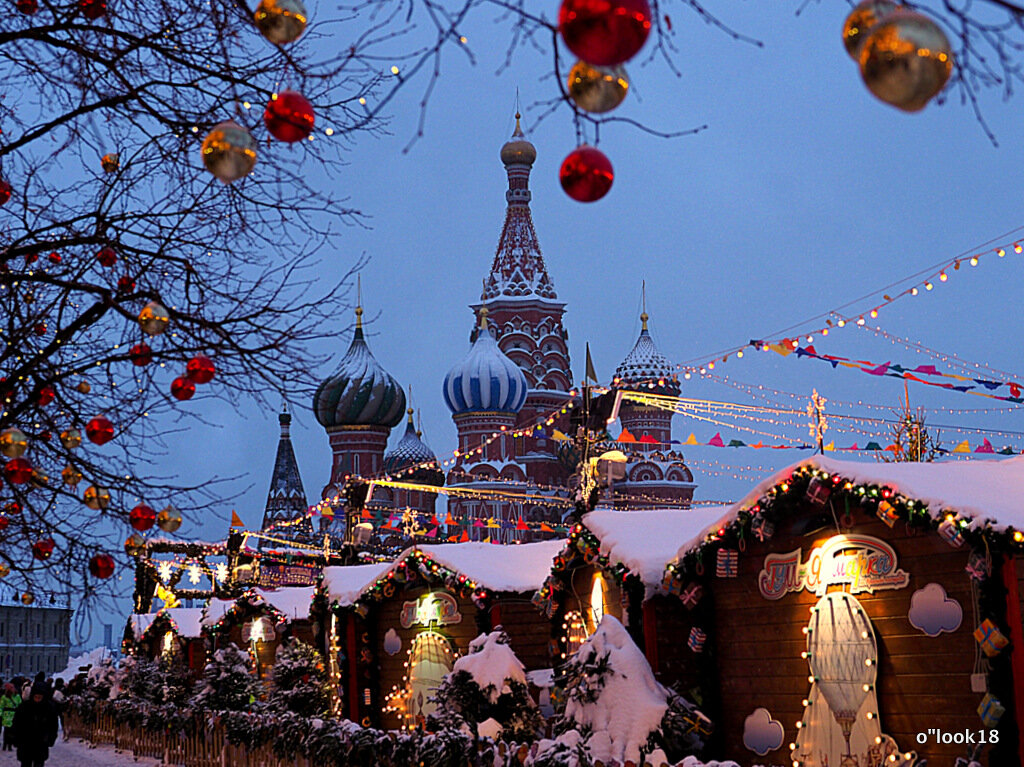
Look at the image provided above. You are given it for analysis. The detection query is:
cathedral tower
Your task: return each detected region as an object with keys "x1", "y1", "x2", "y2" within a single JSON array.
[{"x1": 259, "y1": 410, "x2": 314, "y2": 547}]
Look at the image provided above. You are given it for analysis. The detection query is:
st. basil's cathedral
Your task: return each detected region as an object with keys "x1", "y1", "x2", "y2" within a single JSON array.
[{"x1": 259, "y1": 116, "x2": 697, "y2": 546}]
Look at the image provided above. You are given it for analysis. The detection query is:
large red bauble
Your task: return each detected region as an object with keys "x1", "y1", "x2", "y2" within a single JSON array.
[
  {"x1": 0, "y1": 180, "x2": 10, "y2": 206},
  {"x1": 80, "y1": 0, "x2": 105, "y2": 19},
  {"x1": 171, "y1": 377, "x2": 196, "y2": 401},
  {"x1": 186, "y1": 356, "x2": 216, "y2": 384},
  {"x1": 129, "y1": 343, "x2": 153, "y2": 366},
  {"x1": 3, "y1": 458, "x2": 32, "y2": 485},
  {"x1": 37, "y1": 386, "x2": 55, "y2": 406},
  {"x1": 264, "y1": 91, "x2": 315, "y2": 143},
  {"x1": 88, "y1": 553, "x2": 115, "y2": 579},
  {"x1": 96, "y1": 247, "x2": 117, "y2": 267},
  {"x1": 85, "y1": 415, "x2": 115, "y2": 445},
  {"x1": 117, "y1": 276, "x2": 135, "y2": 294},
  {"x1": 559, "y1": 145, "x2": 614, "y2": 202},
  {"x1": 558, "y1": 0, "x2": 652, "y2": 66},
  {"x1": 16, "y1": 0, "x2": 37, "y2": 13},
  {"x1": 129, "y1": 504, "x2": 156, "y2": 531},
  {"x1": 32, "y1": 538, "x2": 55, "y2": 561}
]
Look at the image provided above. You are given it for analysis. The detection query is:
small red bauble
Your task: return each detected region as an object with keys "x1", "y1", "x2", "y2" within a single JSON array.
[
  {"x1": 37, "y1": 430, "x2": 50, "y2": 442},
  {"x1": 24, "y1": 252, "x2": 38, "y2": 265},
  {"x1": 47, "y1": 252, "x2": 61, "y2": 264},
  {"x1": 33, "y1": 324, "x2": 46, "y2": 336},
  {"x1": 129, "y1": 343, "x2": 153, "y2": 366},
  {"x1": 80, "y1": 0, "x2": 105, "y2": 19},
  {"x1": 129, "y1": 504, "x2": 156, "y2": 531},
  {"x1": 186, "y1": 355, "x2": 216, "y2": 384},
  {"x1": 264, "y1": 91, "x2": 316, "y2": 143},
  {"x1": 0, "y1": 517, "x2": 9, "y2": 533},
  {"x1": 85, "y1": 415, "x2": 115, "y2": 445},
  {"x1": 559, "y1": 145, "x2": 614, "y2": 202},
  {"x1": 3, "y1": 458, "x2": 33, "y2": 485},
  {"x1": 37, "y1": 386, "x2": 55, "y2": 406},
  {"x1": 16, "y1": 0, "x2": 37, "y2": 13},
  {"x1": 32, "y1": 538, "x2": 55, "y2": 561},
  {"x1": 116, "y1": 276, "x2": 135, "y2": 293},
  {"x1": 0, "y1": 180, "x2": 10, "y2": 206},
  {"x1": 558, "y1": 0, "x2": 652, "y2": 66},
  {"x1": 171, "y1": 377, "x2": 196, "y2": 401},
  {"x1": 4, "y1": 502, "x2": 21, "y2": 515},
  {"x1": 88, "y1": 553, "x2": 115, "y2": 579},
  {"x1": 96, "y1": 247, "x2": 117, "y2": 267}
]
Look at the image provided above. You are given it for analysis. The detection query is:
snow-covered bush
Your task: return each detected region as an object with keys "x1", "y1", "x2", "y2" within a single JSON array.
[
  {"x1": 268, "y1": 638, "x2": 330, "y2": 717},
  {"x1": 428, "y1": 629, "x2": 542, "y2": 742},
  {"x1": 191, "y1": 643, "x2": 261, "y2": 711}
]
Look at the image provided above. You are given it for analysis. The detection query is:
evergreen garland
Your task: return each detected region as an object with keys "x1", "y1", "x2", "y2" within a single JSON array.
[{"x1": 268, "y1": 638, "x2": 330, "y2": 717}]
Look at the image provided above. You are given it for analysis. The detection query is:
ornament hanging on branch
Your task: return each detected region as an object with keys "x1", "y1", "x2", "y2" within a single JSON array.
[
  {"x1": 559, "y1": 145, "x2": 614, "y2": 202},
  {"x1": 32, "y1": 538, "x2": 55, "y2": 561},
  {"x1": 61, "y1": 465, "x2": 82, "y2": 487},
  {"x1": 20, "y1": 593, "x2": 33, "y2": 605},
  {"x1": 85, "y1": 415, "x2": 114, "y2": 445},
  {"x1": 254, "y1": 0, "x2": 307, "y2": 44},
  {"x1": 100, "y1": 153, "x2": 120, "y2": 173},
  {"x1": 88, "y1": 554, "x2": 115, "y2": 579},
  {"x1": 3, "y1": 458, "x2": 33, "y2": 485},
  {"x1": 82, "y1": 485, "x2": 111, "y2": 510},
  {"x1": 129, "y1": 343, "x2": 153, "y2": 366},
  {"x1": 170, "y1": 376, "x2": 196, "y2": 401},
  {"x1": 15, "y1": 0, "x2": 37, "y2": 14},
  {"x1": 37, "y1": 387, "x2": 55, "y2": 407},
  {"x1": 264, "y1": 91, "x2": 315, "y2": 143},
  {"x1": 559, "y1": 0, "x2": 651, "y2": 66},
  {"x1": 842, "y1": 1, "x2": 898, "y2": 59},
  {"x1": 201, "y1": 121, "x2": 257, "y2": 183},
  {"x1": 138, "y1": 301, "x2": 169, "y2": 336},
  {"x1": 0, "y1": 179, "x2": 10, "y2": 206},
  {"x1": 0, "y1": 428, "x2": 28, "y2": 459},
  {"x1": 96, "y1": 247, "x2": 117, "y2": 267},
  {"x1": 129, "y1": 504, "x2": 156, "y2": 531},
  {"x1": 568, "y1": 61, "x2": 629, "y2": 113},
  {"x1": 79, "y1": 0, "x2": 106, "y2": 20},
  {"x1": 59, "y1": 428, "x2": 82, "y2": 449},
  {"x1": 117, "y1": 276, "x2": 135, "y2": 294},
  {"x1": 124, "y1": 533, "x2": 146, "y2": 557},
  {"x1": 157, "y1": 505, "x2": 183, "y2": 533},
  {"x1": 186, "y1": 356, "x2": 216, "y2": 384}
]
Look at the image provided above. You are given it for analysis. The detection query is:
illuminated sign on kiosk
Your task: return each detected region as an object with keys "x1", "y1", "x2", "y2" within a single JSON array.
[{"x1": 400, "y1": 592, "x2": 462, "y2": 629}]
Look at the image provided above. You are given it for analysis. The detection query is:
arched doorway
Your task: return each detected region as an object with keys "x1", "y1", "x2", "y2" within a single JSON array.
[{"x1": 405, "y1": 631, "x2": 454, "y2": 729}]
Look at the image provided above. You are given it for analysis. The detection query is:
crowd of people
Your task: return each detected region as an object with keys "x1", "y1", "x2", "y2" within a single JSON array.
[{"x1": 0, "y1": 673, "x2": 63, "y2": 767}]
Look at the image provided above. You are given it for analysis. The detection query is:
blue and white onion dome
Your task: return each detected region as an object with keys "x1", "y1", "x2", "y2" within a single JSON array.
[
  {"x1": 383, "y1": 409, "x2": 445, "y2": 485},
  {"x1": 612, "y1": 311, "x2": 681, "y2": 396},
  {"x1": 443, "y1": 309, "x2": 528, "y2": 415},
  {"x1": 313, "y1": 306, "x2": 406, "y2": 428}
]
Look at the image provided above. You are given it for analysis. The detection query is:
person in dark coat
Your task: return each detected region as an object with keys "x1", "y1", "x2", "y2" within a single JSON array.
[{"x1": 11, "y1": 682, "x2": 57, "y2": 767}]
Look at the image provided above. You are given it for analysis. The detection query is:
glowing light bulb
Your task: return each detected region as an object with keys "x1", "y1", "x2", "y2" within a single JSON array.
[
  {"x1": 925, "y1": 282, "x2": 933, "y2": 291},
  {"x1": 939, "y1": 271, "x2": 948, "y2": 281},
  {"x1": 970, "y1": 256, "x2": 978, "y2": 266}
]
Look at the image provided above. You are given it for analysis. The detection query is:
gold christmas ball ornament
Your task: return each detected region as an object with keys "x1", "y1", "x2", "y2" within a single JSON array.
[
  {"x1": 75, "y1": 381, "x2": 91, "y2": 394},
  {"x1": 59, "y1": 428, "x2": 83, "y2": 450},
  {"x1": 0, "y1": 564, "x2": 9, "y2": 578},
  {"x1": 859, "y1": 9, "x2": 953, "y2": 112},
  {"x1": 0, "y1": 427, "x2": 28, "y2": 458},
  {"x1": 157, "y1": 504, "x2": 183, "y2": 533},
  {"x1": 567, "y1": 61, "x2": 629, "y2": 113},
  {"x1": 254, "y1": 0, "x2": 307, "y2": 45},
  {"x1": 201, "y1": 121, "x2": 257, "y2": 184},
  {"x1": 101, "y1": 153, "x2": 120, "y2": 173},
  {"x1": 82, "y1": 485, "x2": 111, "y2": 510},
  {"x1": 61, "y1": 465, "x2": 83, "y2": 487},
  {"x1": 138, "y1": 301, "x2": 170, "y2": 336},
  {"x1": 842, "y1": 1, "x2": 899, "y2": 59},
  {"x1": 20, "y1": 592, "x2": 33, "y2": 605},
  {"x1": 30, "y1": 469, "x2": 48, "y2": 487},
  {"x1": 125, "y1": 532, "x2": 146, "y2": 557}
]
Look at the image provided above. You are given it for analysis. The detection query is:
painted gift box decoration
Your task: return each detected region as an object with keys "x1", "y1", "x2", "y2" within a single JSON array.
[
  {"x1": 661, "y1": 569, "x2": 683, "y2": 596},
  {"x1": 938, "y1": 517, "x2": 965, "y2": 548},
  {"x1": 974, "y1": 619, "x2": 1009, "y2": 657},
  {"x1": 876, "y1": 500, "x2": 899, "y2": 528},
  {"x1": 965, "y1": 550, "x2": 992, "y2": 582},
  {"x1": 688, "y1": 627, "x2": 707, "y2": 653},
  {"x1": 805, "y1": 477, "x2": 832, "y2": 507},
  {"x1": 751, "y1": 515, "x2": 774, "y2": 542},
  {"x1": 716, "y1": 548, "x2": 739, "y2": 578},
  {"x1": 679, "y1": 583, "x2": 703, "y2": 609},
  {"x1": 977, "y1": 692, "x2": 1005, "y2": 727}
]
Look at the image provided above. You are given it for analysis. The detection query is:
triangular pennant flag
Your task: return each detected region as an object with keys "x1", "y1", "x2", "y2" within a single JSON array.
[
  {"x1": 976, "y1": 438, "x2": 995, "y2": 454},
  {"x1": 639, "y1": 434, "x2": 659, "y2": 444},
  {"x1": 430, "y1": 515, "x2": 440, "y2": 526},
  {"x1": 501, "y1": 520, "x2": 514, "y2": 529},
  {"x1": 230, "y1": 510, "x2": 245, "y2": 528},
  {"x1": 684, "y1": 433, "x2": 699, "y2": 445},
  {"x1": 585, "y1": 342, "x2": 598, "y2": 384},
  {"x1": 767, "y1": 342, "x2": 793, "y2": 357},
  {"x1": 708, "y1": 433, "x2": 725, "y2": 447},
  {"x1": 885, "y1": 444, "x2": 898, "y2": 453},
  {"x1": 426, "y1": 527, "x2": 438, "y2": 538},
  {"x1": 953, "y1": 440, "x2": 971, "y2": 453},
  {"x1": 749, "y1": 441, "x2": 764, "y2": 449},
  {"x1": 824, "y1": 441, "x2": 835, "y2": 452},
  {"x1": 618, "y1": 429, "x2": 636, "y2": 443},
  {"x1": 445, "y1": 513, "x2": 456, "y2": 525},
  {"x1": 487, "y1": 518, "x2": 500, "y2": 529},
  {"x1": 483, "y1": 536, "x2": 491, "y2": 544},
  {"x1": 864, "y1": 442, "x2": 882, "y2": 451},
  {"x1": 1000, "y1": 446, "x2": 1016, "y2": 455},
  {"x1": 361, "y1": 507, "x2": 372, "y2": 519},
  {"x1": 459, "y1": 530, "x2": 469, "y2": 542},
  {"x1": 848, "y1": 443, "x2": 859, "y2": 451},
  {"x1": 321, "y1": 505, "x2": 334, "y2": 519},
  {"x1": 540, "y1": 523, "x2": 555, "y2": 533},
  {"x1": 447, "y1": 535, "x2": 458, "y2": 542},
  {"x1": 727, "y1": 439, "x2": 745, "y2": 447},
  {"x1": 474, "y1": 519, "x2": 486, "y2": 528},
  {"x1": 516, "y1": 517, "x2": 529, "y2": 531},
  {"x1": 552, "y1": 429, "x2": 570, "y2": 441}
]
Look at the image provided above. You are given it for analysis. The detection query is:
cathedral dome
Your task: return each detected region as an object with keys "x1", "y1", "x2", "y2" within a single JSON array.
[
  {"x1": 313, "y1": 307, "x2": 406, "y2": 429},
  {"x1": 443, "y1": 309, "x2": 528, "y2": 415},
  {"x1": 383, "y1": 410, "x2": 444, "y2": 485},
  {"x1": 613, "y1": 311, "x2": 681, "y2": 396},
  {"x1": 500, "y1": 113, "x2": 536, "y2": 166}
]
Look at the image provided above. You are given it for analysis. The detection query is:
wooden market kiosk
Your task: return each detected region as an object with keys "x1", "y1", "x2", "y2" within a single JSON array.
[
  {"x1": 658, "y1": 455, "x2": 1024, "y2": 766},
  {"x1": 125, "y1": 606, "x2": 207, "y2": 674}
]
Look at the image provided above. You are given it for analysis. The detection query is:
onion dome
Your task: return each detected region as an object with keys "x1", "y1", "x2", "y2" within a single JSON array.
[
  {"x1": 443, "y1": 308, "x2": 528, "y2": 415},
  {"x1": 613, "y1": 308, "x2": 681, "y2": 396},
  {"x1": 313, "y1": 305, "x2": 406, "y2": 428},
  {"x1": 500, "y1": 113, "x2": 536, "y2": 167},
  {"x1": 383, "y1": 408, "x2": 445, "y2": 486}
]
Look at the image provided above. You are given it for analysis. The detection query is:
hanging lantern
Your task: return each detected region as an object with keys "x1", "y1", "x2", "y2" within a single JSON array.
[
  {"x1": 0, "y1": 179, "x2": 10, "y2": 206},
  {"x1": 138, "y1": 301, "x2": 170, "y2": 336},
  {"x1": 32, "y1": 538, "x2": 55, "y2": 561},
  {"x1": 254, "y1": 0, "x2": 307, "y2": 44},
  {"x1": 559, "y1": 0, "x2": 652, "y2": 66},
  {"x1": 859, "y1": 10, "x2": 953, "y2": 112},
  {"x1": 89, "y1": 553, "x2": 115, "y2": 579},
  {"x1": 157, "y1": 505, "x2": 183, "y2": 533},
  {"x1": 0, "y1": 428, "x2": 28, "y2": 459},
  {"x1": 100, "y1": 153, "x2": 120, "y2": 173},
  {"x1": 96, "y1": 247, "x2": 117, "y2": 267},
  {"x1": 59, "y1": 428, "x2": 82, "y2": 449},
  {"x1": 129, "y1": 504, "x2": 156, "y2": 531},
  {"x1": 124, "y1": 533, "x2": 146, "y2": 557},
  {"x1": 567, "y1": 61, "x2": 629, "y2": 113},
  {"x1": 201, "y1": 121, "x2": 257, "y2": 184},
  {"x1": 61, "y1": 465, "x2": 83, "y2": 487},
  {"x1": 85, "y1": 415, "x2": 114, "y2": 445},
  {"x1": 186, "y1": 355, "x2": 216, "y2": 384},
  {"x1": 15, "y1": 0, "x2": 37, "y2": 14},
  {"x1": 83, "y1": 485, "x2": 111, "y2": 510},
  {"x1": 3, "y1": 458, "x2": 33, "y2": 485},
  {"x1": 264, "y1": 91, "x2": 316, "y2": 143},
  {"x1": 170, "y1": 377, "x2": 196, "y2": 401},
  {"x1": 79, "y1": 0, "x2": 105, "y2": 19},
  {"x1": 842, "y1": 1, "x2": 898, "y2": 59},
  {"x1": 20, "y1": 592, "x2": 34, "y2": 605},
  {"x1": 37, "y1": 386, "x2": 55, "y2": 407},
  {"x1": 559, "y1": 145, "x2": 614, "y2": 202}
]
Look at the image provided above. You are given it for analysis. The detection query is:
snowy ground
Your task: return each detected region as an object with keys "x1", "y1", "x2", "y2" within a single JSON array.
[{"x1": 0, "y1": 738, "x2": 160, "y2": 767}]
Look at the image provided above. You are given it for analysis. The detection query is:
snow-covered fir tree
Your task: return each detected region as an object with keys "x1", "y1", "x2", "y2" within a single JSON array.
[
  {"x1": 428, "y1": 629, "x2": 541, "y2": 742},
  {"x1": 268, "y1": 638, "x2": 330, "y2": 717},
  {"x1": 191, "y1": 644, "x2": 261, "y2": 712}
]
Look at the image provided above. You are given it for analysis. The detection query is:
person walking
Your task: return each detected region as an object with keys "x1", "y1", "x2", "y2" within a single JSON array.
[
  {"x1": 11, "y1": 682, "x2": 57, "y2": 767},
  {"x1": 0, "y1": 683, "x2": 20, "y2": 751},
  {"x1": 49, "y1": 680, "x2": 65, "y2": 742}
]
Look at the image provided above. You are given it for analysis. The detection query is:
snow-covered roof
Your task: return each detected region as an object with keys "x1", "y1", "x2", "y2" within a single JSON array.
[
  {"x1": 322, "y1": 562, "x2": 394, "y2": 607},
  {"x1": 408, "y1": 540, "x2": 565, "y2": 593},
  {"x1": 583, "y1": 506, "x2": 731, "y2": 596},
  {"x1": 201, "y1": 586, "x2": 316, "y2": 626},
  {"x1": 130, "y1": 607, "x2": 206, "y2": 639}
]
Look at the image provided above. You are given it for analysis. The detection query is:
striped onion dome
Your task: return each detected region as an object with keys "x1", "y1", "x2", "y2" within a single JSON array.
[
  {"x1": 313, "y1": 307, "x2": 406, "y2": 428},
  {"x1": 443, "y1": 309, "x2": 528, "y2": 415},
  {"x1": 383, "y1": 410, "x2": 444, "y2": 485},
  {"x1": 613, "y1": 311, "x2": 681, "y2": 396}
]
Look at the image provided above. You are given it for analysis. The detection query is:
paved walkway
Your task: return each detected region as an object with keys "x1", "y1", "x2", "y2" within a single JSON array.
[{"x1": 0, "y1": 738, "x2": 161, "y2": 767}]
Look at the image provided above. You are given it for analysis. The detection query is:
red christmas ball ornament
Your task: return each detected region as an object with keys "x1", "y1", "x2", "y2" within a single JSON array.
[
  {"x1": 79, "y1": 0, "x2": 105, "y2": 19},
  {"x1": 186, "y1": 355, "x2": 216, "y2": 384},
  {"x1": 559, "y1": 145, "x2": 614, "y2": 202},
  {"x1": 116, "y1": 275, "x2": 135, "y2": 294},
  {"x1": 129, "y1": 343, "x2": 153, "y2": 366},
  {"x1": 37, "y1": 386, "x2": 55, "y2": 406},
  {"x1": 88, "y1": 553, "x2": 115, "y2": 579},
  {"x1": 170, "y1": 376, "x2": 196, "y2": 401},
  {"x1": 32, "y1": 538, "x2": 55, "y2": 561},
  {"x1": 0, "y1": 180, "x2": 10, "y2": 206},
  {"x1": 4, "y1": 502, "x2": 21, "y2": 515},
  {"x1": 96, "y1": 247, "x2": 117, "y2": 267},
  {"x1": 24, "y1": 252, "x2": 38, "y2": 265},
  {"x1": 558, "y1": 0, "x2": 652, "y2": 66},
  {"x1": 0, "y1": 516, "x2": 9, "y2": 533},
  {"x1": 129, "y1": 504, "x2": 156, "y2": 531},
  {"x1": 3, "y1": 458, "x2": 33, "y2": 485},
  {"x1": 85, "y1": 415, "x2": 115, "y2": 445},
  {"x1": 264, "y1": 91, "x2": 316, "y2": 143},
  {"x1": 33, "y1": 324, "x2": 46, "y2": 336},
  {"x1": 16, "y1": 0, "x2": 37, "y2": 14},
  {"x1": 47, "y1": 252, "x2": 61, "y2": 264}
]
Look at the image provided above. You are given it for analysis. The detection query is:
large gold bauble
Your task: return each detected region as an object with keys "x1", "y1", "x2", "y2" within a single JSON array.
[
  {"x1": 62, "y1": 465, "x2": 83, "y2": 487},
  {"x1": 859, "y1": 9, "x2": 953, "y2": 112},
  {"x1": 157, "y1": 504, "x2": 183, "y2": 533},
  {"x1": 201, "y1": 121, "x2": 257, "y2": 184},
  {"x1": 0, "y1": 564, "x2": 9, "y2": 578},
  {"x1": 60, "y1": 428, "x2": 83, "y2": 450},
  {"x1": 138, "y1": 301, "x2": 170, "y2": 336},
  {"x1": 567, "y1": 61, "x2": 629, "y2": 114},
  {"x1": 30, "y1": 469, "x2": 48, "y2": 487},
  {"x1": 254, "y1": 0, "x2": 307, "y2": 45},
  {"x1": 125, "y1": 532, "x2": 146, "y2": 557},
  {"x1": 842, "y1": 1, "x2": 899, "y2": 59},
  {"x1": 20, "y1": 592, "x2": 33, "y2": 605},
  {"x1": 83, "y1": 485, "x2": 111, "y2": 510},
  {"x1": 0, "y1": 427, "x2": 28, "y2": 458}
]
